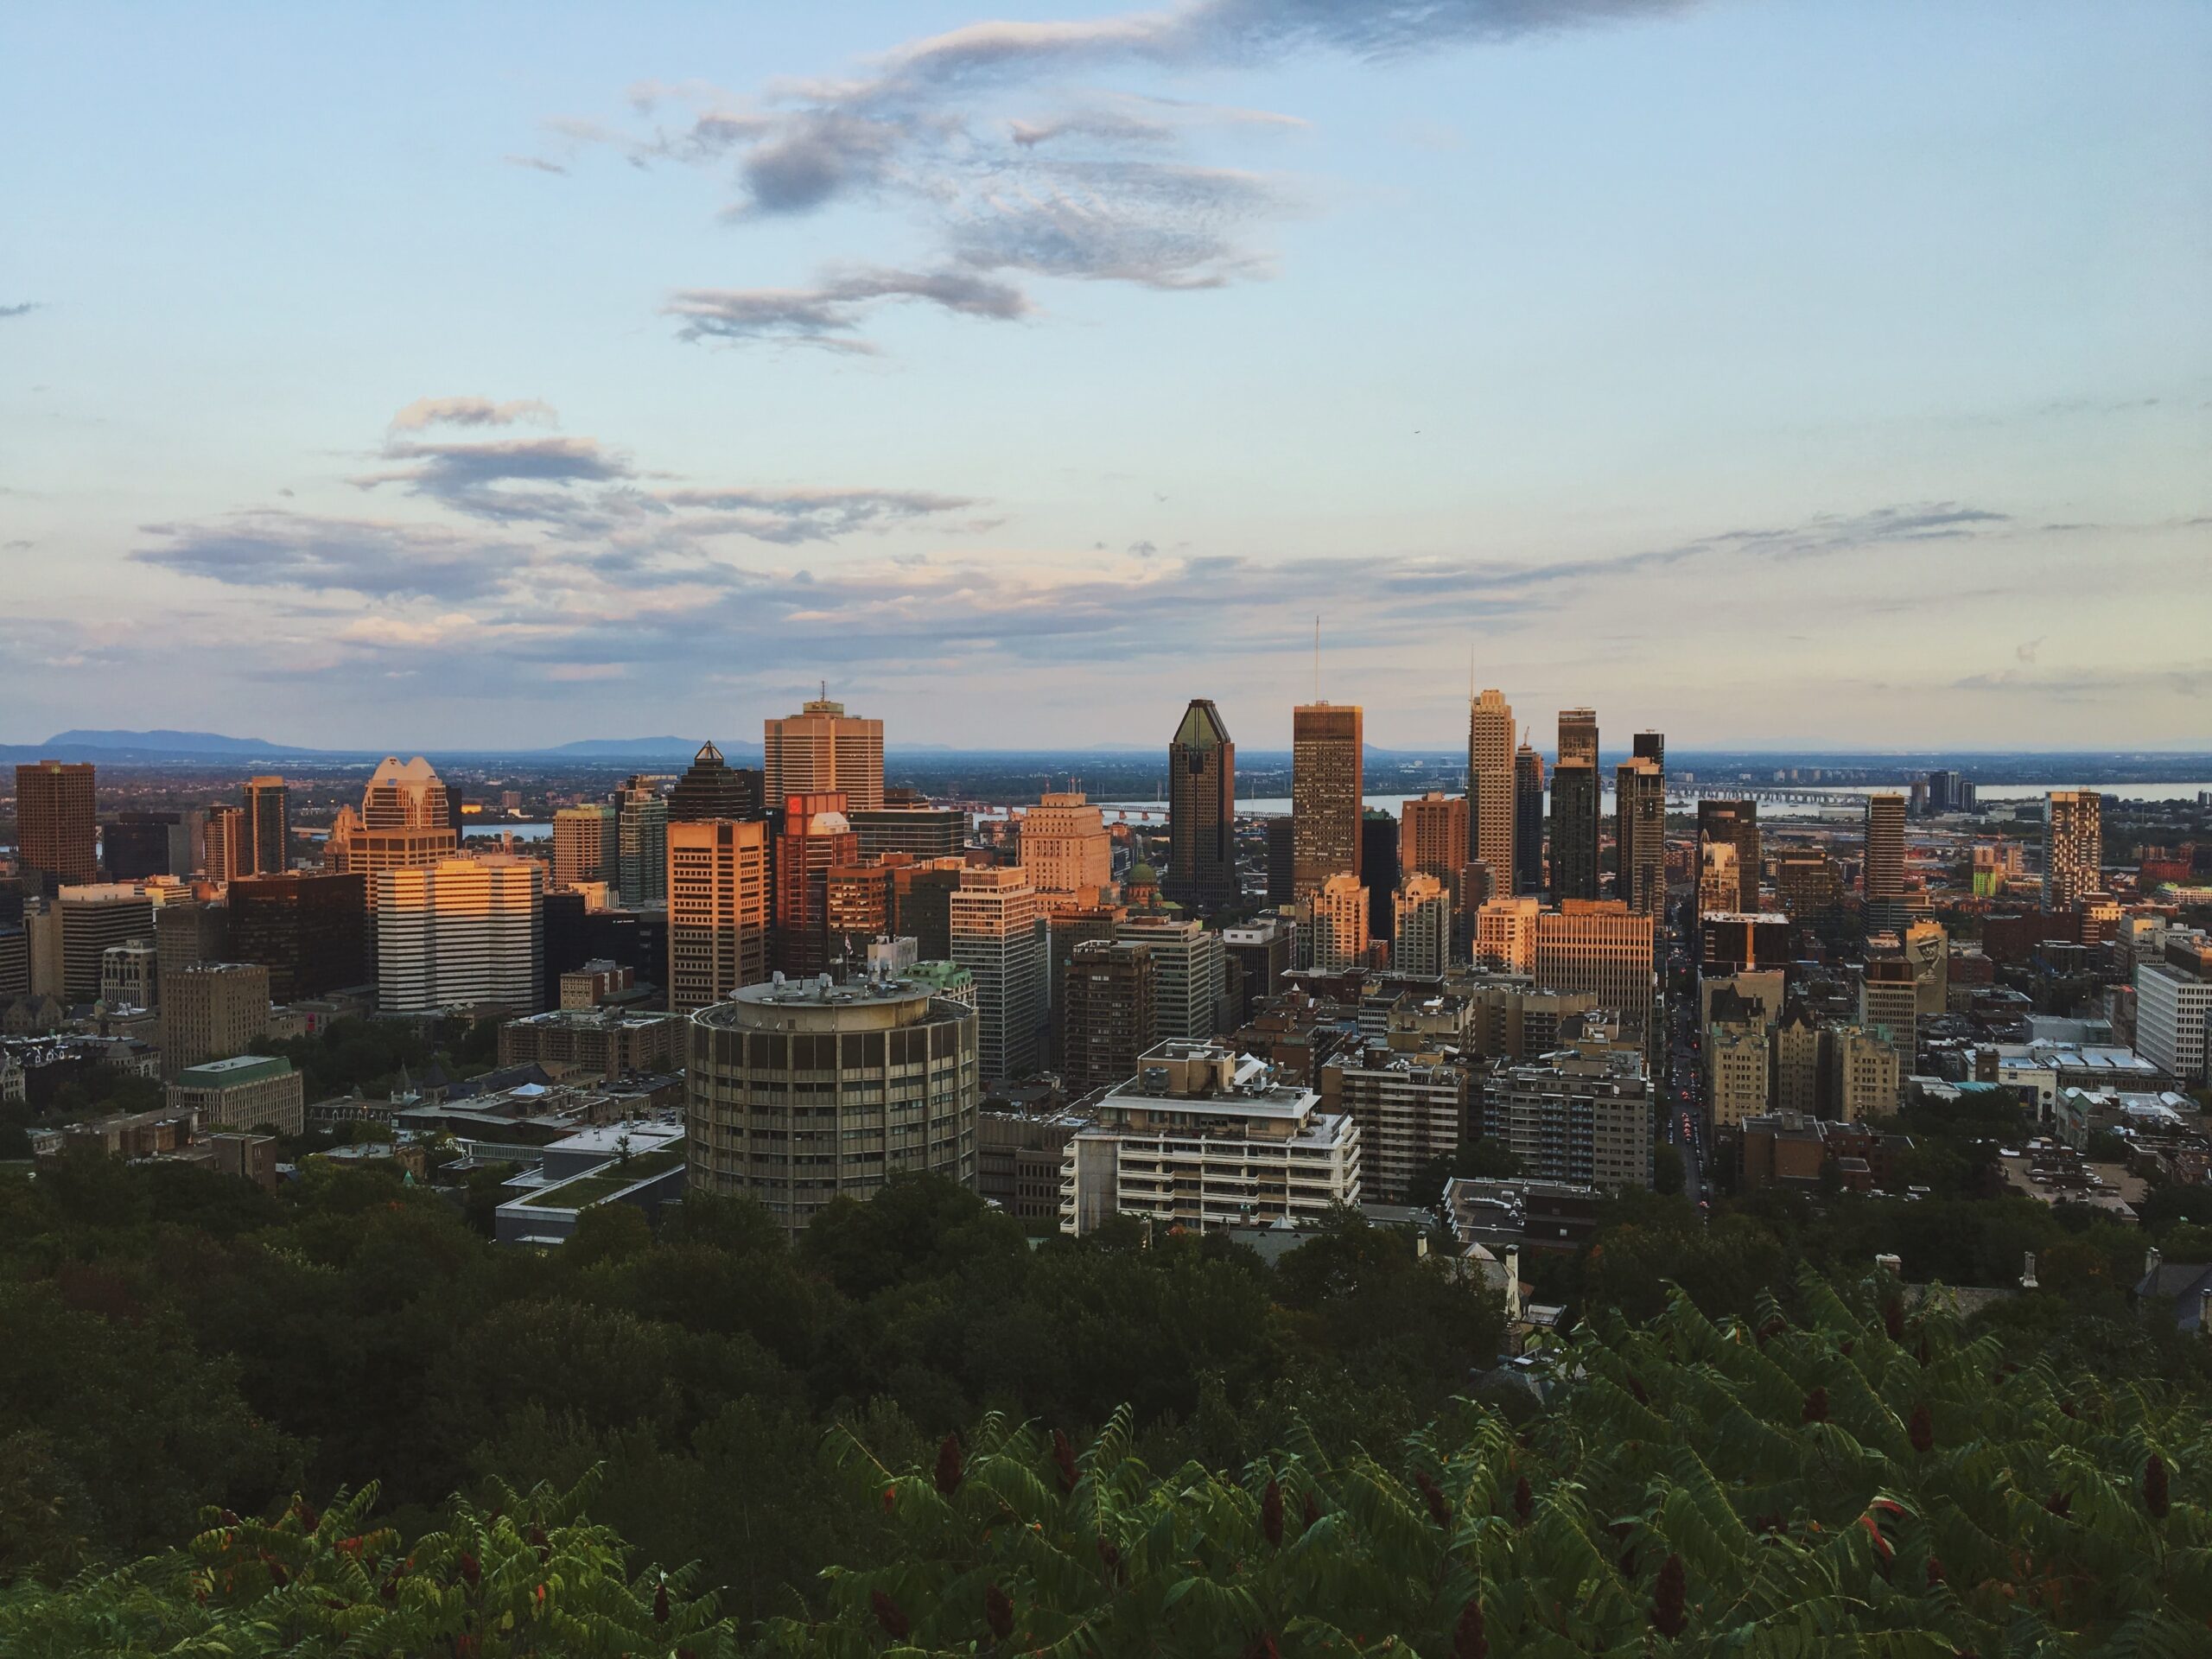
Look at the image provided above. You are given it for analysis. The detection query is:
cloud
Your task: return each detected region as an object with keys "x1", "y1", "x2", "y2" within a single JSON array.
[
  {"x1": 655, "y1": 486, "x2": 982, "y2": 543},
  {"x1": 554, "y1": 0, "x2": 1688, "y2": 351},
  {"x1": 664, "y1": 267, "x2": 1032, "y2": 350},
  {"x1": 388, "y1": 396, "x2": 560, "y2": 432},
  {"x1": 1953, "y1": 662, "x2": 2212, "y2": 701},
  {"x1": 135, "y1": 511, "x2": 524, "y2": 601},
  {"x1": 0, "y1": 302, "x2": 41, "y2": 320},
  {"x1": 356, "y1": 434, "x2": 636, "y2": 524},
  {"x1": 2017, "y1": 636, "x2": 2044, "y2": 664},
  {"x1": 503, "y1": 155, "x2": 569, "y2": 175}
]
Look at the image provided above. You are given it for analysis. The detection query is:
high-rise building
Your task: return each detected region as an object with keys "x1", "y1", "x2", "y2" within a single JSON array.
[
  {"x1": 201, "y1": 804, "x2": 246, "y2": 883},
  {"x1": 1632, "y1": 730, "x2": 1664, "y2": 770},
  {"x1": 1694, "y1": 800, "x2": 1760, "y2": 913},
  {"x1": 1831, "y1": 1027, "x2": 1900, "y2": 1122},
  {"x1": 1475, "y1": 895, "x2": 1541, "y2": 975},
  {"x1": 1400, "y1": 791, "x2": 1468, "y2": 880},
  {"x1": 242, "y1": 777, "x2": 291, "y2": 876},
  {"x1": 1299, "y1": 871, "x2": 1370, "y2": 972},
  {"x1": 104, "y1": 811, "x2": 186, "y2": 880},
  {"x1": 1862, "y1": 794, "x2": 1905, "y2": 909},
  {"x1": 1393, "y1": 873, "x2": 1452, "y2": 978},
  {"x1": 54, "y1": 884, "x2": 157, "y2": 1005},
  {"x1": 824, "y1": 860, "x2": 896, "y2": 958},
  {"x1": 763, "y1": 697, "x2": 884, "y2": 812},
  {"x1": 1020, "y1": 791, "x2": 1113, "y2": 905},
  {"x1": 666, "y1": 817, "x2": 771, "y2": 1013},
  {"x1": 890, "y1": 857, "x2": 964, "y2": 961},
  {"x1": 1558, "y1": 708, "x2": 1599, "y2": 767},
  {"x1": 1548, "y1": 760, "x2": 1600, "y2": 902},
  {"x1": 156, "y1": 899, "x2": 229, "y2": 989},
  {"x1": 1291, "y1": 702, "x2": 1363, "y2": 897},
  {"x1": 773, "y1": 792, "x2": 857, "y2": 977},
  {"x1": 1046, "y1": 901, "x2": 1126, "y2": 1068},
  {"x1": 850, "y1": 797, "x2": 966, "y2": 860},
  {"x1": 1220, "y1": 916, "x2": 1293, "y2": 1021},
  {"x1": 1707, "y1": 1023, "x2": 1770, "y2": 1131},
  {"x1": 1775, "y1": 849, "x2": 1842, "y2": 925},
  {"x1": 1534, "y1": 900, "x2": 1656, "y2": 1046},
  {"x1": 101, "y1": 938, "x2": 159, "y2": 1010},
  {"x1": 615, "y1": 779, "x2": 668, "y2": 912},
  {"x1": 373, "y1": 855, "x2": 544, "y2": 1014},
  {"x1": 1859, "y1": 957, "x2": 1918, "y2": 1063},
  {"x1": 1488, "y1": 1027, "x2": 1653, "y2": 1191},
  {"x1": 1773, "y1": 1005, "x2": 1822, "y2": 1116},
  {"x1": 1614, "y1": 756, "x2": 1665, "y2": 916},
  {"x1": 1264, "y1": 817, "x2": 1296, "y2": 903},
  {"x1": 1165, "y1": 698, "x2": 1237, "y2": 914},
  {"x1": 1467, "y1": 689, "x2": 1516, "y2": 887},
  {"x1": 2042, "y1": 791, "x2": 2103, "y2": 911},
  {"x1": 1321, "y1": 1039, "x2": 1466, "y2": 1202},
  {"x1": 2134, "y1": 961, "x2": 2211, "y2": 1087},
  {"x1": 686, "y1": 973, "x2": 980, "y2": 1235},
  {"x1": 325, "y1": 757, "x2": 459, "y2": 874},
  {"x1": 16, "y1": 761, "x2": 98, "y2": 890},
  {"x1": 1362, "y1": 810, "x2": 1399, "y2": 943},
  {"x1": 162, "y1": 962, "x2": 270, "y2": 1077},
  {"x1": 667, "y1": 741, "x2": 765, "y2": 823},
  {"x1": 1512, "y1": 743, "x2": 1544, "y2": 896},
  {"x1": 551, "y1": 804, "x2": 618, "y2": 890},
  {"x1": 951, "y1": 867, "x2": 1046, "y2": 1083},
  {"x1": 1115, "y1": 911, "x2": 1224, "y2": 1043},
  {"x1": 1698, "y1": 840, "x2": 1741, "y2": 919},
  {"x1": 1062, "y1": 938, "x2": 1157, "y2": 1096},
  {"x1": 227, "y1": 873, "x2": 368, "y2": 1001}
]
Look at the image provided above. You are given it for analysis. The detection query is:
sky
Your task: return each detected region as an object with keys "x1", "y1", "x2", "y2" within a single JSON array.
[{"x1": 2, "y1": 0, "x2": 2208, "y2": 753}]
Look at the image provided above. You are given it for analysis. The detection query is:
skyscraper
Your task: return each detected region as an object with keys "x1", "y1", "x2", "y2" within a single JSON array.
[
  {"x1": 615, "y1": 778, "x2": 668, "y2": 911},
  {"x1": 226, "y1": 872, "x2": 368, "y2": 1001},
  {"x1": 1534, "y1": 899, "x2": 1656, "y2": 1047},
  {"x1": 666, "y1": 817, "x2": 771, "y2": 1011},
  {"x1": 201, "y1": 804, "x2": 246, "y2": 883},
  {"x1": 1614, "y1": 756, "x2": 1665, "y2": 916},
  {"x1": 950, "y1": 867, "x2": 1046, "y2": 1083},
  {"x1": 1020, "y1": 791, "x2": 1112, "y2": 905},
  {"x1": 1165, "y1": 698, "x2": 1236, "y2": 914},
  {"x1": 1300, "y1": 871, "x2": 1370, "y2": 972},
  {"x1": 1467, "y1": 689, "x2": 1515, "y2": 893},
  {"x1": 667, "y1": 741, "x2": 766, "y2": 823},
  {"x1": 372, "y1": 855, "x2": 544, "y2": 1014},
  {"x1": 161, "y1": 961, "x2": 270, "y2": 1077},
  {"x1": 551, "y1": 804, "x2": 618, "y2": 890},
  {"x1": 324, "y1": 757, "x2": 459, "y2": 874},
  {"x1": 763, "y1": 697, "x2": 884, "y2": 812},
  {"x1": 1061, "y1": 938, "x2": 1157, "y2": 1096},
  {"x1": 1392, "y1": 873, "x2": 1452, "y2": 977},
  {"x1": 1696, "y1": 800, "x2": 1761, "y2": 913},
  {"x1": 242, "y1": 776, "x2": 290, "y2": 876},
  {"x1": 1264, "y1": 817, "x2": 1295, "y2": 903},
  {"x1": 15, "y1": 761, "x2": 98, "y2": 890},
  {"x1": 1632, "y1": 730, "x2": 1664, "y2": 769},
  {"x1": 1400, "y1": 791, "x2": 1468, "y2": 880},
  {"x1": 1558, "y1": 708, "x2": 1599, "y2": 767},
  {"x1": 1115, "y1": 911, "x2": 1224, "y2": 1042},
  {"x1": 2042, "y1": 791, "x2": 2103, "y2": 910},
  {"x1": 1291, "y1": 702, "x2": 1362, "y2": 897},
  {"x1": 1512, "y1": 743, "x2": 1544, "y2": 896},
  {"x1": 1862, "y1": 793, "x2": 1905, "y2": 909},
  {"x1": 104, "y1": 810, "x2": 186, "y2": 880},
  {"x1": 1362, "y1": 810, "x2": 1399, "y2": 943},
  {"x1": 1549, "y1": 760, "x2": 1600, "y2": 902},
  {"x1": 773, "y1": 792, "x2": 857, "y2": 977}
]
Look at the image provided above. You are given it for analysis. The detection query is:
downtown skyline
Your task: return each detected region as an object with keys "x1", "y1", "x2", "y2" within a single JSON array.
[{"x1": 3, "y1": 1, "x2": 2209, "y2": 751}]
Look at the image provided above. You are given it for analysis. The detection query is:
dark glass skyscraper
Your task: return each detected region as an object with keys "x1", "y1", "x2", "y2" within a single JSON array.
[
  {"x1": 1697, "y1": 799, "x2": 1761, "y2": 912},
  {"x1": 1165, "y1": 698, "x2": 1236, "y2": 913},
  {"x1": 1513, "y1": 744, "x2": 1544, "y2": 896},
  {"x1": 668, "y1": 740, "x2": 766, "y2": 822},
  {"x1": 1362, "y1": 810, "x2": 1398, "y2": 943},
  {"x1": 244, "y1": 776, "x2": 291, "y2": 875},
  {"x1": 1615, "y1": 757, "x2": 1665, "y2": 915},
  {"x1": 1549, "y1": 761, "x2": 1600, "y2": 902}
]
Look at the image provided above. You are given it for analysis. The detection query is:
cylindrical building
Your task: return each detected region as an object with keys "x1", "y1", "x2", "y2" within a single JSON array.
[{"x1": 687, "y1": 971, "x2": 980, "y2": 1234}]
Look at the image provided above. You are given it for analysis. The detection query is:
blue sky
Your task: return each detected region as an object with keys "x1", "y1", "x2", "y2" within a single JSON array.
[{"x1": 3, "y1": 0, "x2": 2207, "y2": 752}]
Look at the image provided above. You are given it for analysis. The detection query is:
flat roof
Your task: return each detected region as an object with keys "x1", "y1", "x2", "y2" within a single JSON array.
[{"x1": 174, "y1": 1055, "x2": 292, "y2": 1087}]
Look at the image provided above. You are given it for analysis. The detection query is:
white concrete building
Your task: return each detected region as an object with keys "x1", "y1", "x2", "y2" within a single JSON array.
[
  {"x1": 950, "y1": 867, "x2": 1046, "y2": 1083},
  {"x1": 373, "y1": 855, "x2": 543, "y2": 1014},
  {"x1": 1116, "y1": 912, "x2": 1224, "y2": 1043},
  {"x1": 2136, "y1": 962, "x2": 2211, "y2": 1087}
]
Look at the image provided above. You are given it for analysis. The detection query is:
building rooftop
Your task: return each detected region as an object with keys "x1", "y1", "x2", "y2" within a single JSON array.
[
  {"x1": 714, "y1": 971, "x2": 954, "y2": 1014},
  {"x1": 174, "y1": 1055, "x2": 293, "y2": 1088}
]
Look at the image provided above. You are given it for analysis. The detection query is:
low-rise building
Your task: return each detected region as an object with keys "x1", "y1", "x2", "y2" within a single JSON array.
[
  {"x1": 979, "y1": 1105, "x2": 1090, "y2": 1225},
  {"x1": 498, "y1": 1005, "x2": 684, "y2": 1082},
  {"x1": 167, "y1": 1054, "x2": 304, "y2": 1137}
]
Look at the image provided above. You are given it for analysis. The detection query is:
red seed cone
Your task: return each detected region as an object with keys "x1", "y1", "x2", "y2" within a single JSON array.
[
  {"x1": 2145, "y1": 1453, "x2": 2171, "y2": 1520},
  {"x1": 1414, "y1": 1471, "x2": 1451, "y2": 1529},
  {"x1": 1802, "y1": 1388, "x2": 1829, "y2": 1424},
  {"x1": 1052, "y1": 1428, "x2": 1078, "y2": 1492},
  {"x1": 654, "y1": 1581, "x2": 670, "y2": 1624},
  {"x1": 985, "y1": 1581, "x2": 1014, "y2": 1640},
  {"x1": 871, "y1": 1589, "x2": 910, "y2": 1640},
  {"x1": 1649, "y1": 1553, "x2": 1688, "y2": 1639},
  {"x1": 1512, "y1": 1475, "x2": 1534, "y2": 1525},
  {"x1": 934, "y1": 1433, "x2": 963, "y2": 1497},
  {"x1": 1453, "y1": 1599, "x2": 1489, "y2": 1659},
  {"x1": 1301, "y1": 1488, "x2": 1321, "y2": 1531},
  {"x1": 1261, "y1": 1478, "x2": 1283, "y2": 1547},
  {"x1": 1909, "y1": 1404, "x2": 1934, "y2": 1454}
]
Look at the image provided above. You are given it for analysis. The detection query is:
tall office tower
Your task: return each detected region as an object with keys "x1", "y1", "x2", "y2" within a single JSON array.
[
  {"x1": 100, "y1": 938, "x2": 159, "y2": 1009},
  {"x1": 201, "y1": 804, "x2": 246, "y2": 882},
  {"x1": 161, "y1": 961, "x2": 270, "y2": 1077},
  {"x1": 2042, "y1": 791, "x2": 2103, "y2": 910},
  {"x1": 773, "y1": 792, "x2": 858, "y2": 977},
  {"x1": 2135, "y1": 960, "x2": 2212, "y2": 1087},
  {"x1": 1774, "y1": 849, "x2": 1843, "y2": 925},
  {"x1": 0, "y1": 926, "x2": 27, "y2": 1001},
  {"x1": 1695, "y1": 800, "x2": 1761, "y2": 912},
  {"x1": 1062, "y1": 938, "x2": 1157, "y2": 1096},
  {"x1": 1362, "y1": 810, "x2": 1399, "y2": 943},
  {"x1": 1558, "y1": 708, "x2": 1599, "y2": 767},
  {"x1": 1020, "y1": 791, "x2": 1113, "y2": 904},
  {"x1": 1475, "y1": 894, "x2": 1541, "y2": 974},
  {"x1": 1632, "y1": 730, "x2": 1663, "y2": 770},
  {"x1": 1165, "y1": 698, "x2": 1237, "y2": 913},
  {"x1": 1467, "y1": 688, "x2": 1516, "y2": 885},
  {"x1": 950, "y1": 867, "x2": 1046, "y2": 1083},
  {"x1": 850, "y1": 792, "x2": 966, "y2": 860},
  {"x1": 1265, "y1": 817, "x2": 1296, "y2": 903},
  {"x1": 325, "y1": 757, "x2": 459, "y2": 874},
  {"x1": 614, "y1": 778, "x2": 668, "y2": 912},
  {"x1": 825, "y1": 860, "x2": 897, "y2": 955},
  {"x1": 551, "y1": 804, "x2": 618, "y2": 889},
  {"x1": 1220, "y1": 915, "x2": 1293, "y2": 1020},
  {"x1": 1299, "y1": 871, "x2": 1370, "y2": 972},
  {"x1": 1548, "y1": 760, "x2": 1600, "y2": 901},
  {"x1": 1859, "y1": 957, "x2": 1918, "y2": 1062},
  {"x1": 104, "y1": 811, "x2": 184, "y2": 880},
  {"x1": 15, "y1": 761, "x2": 98, "y2": 890},
  {"x1": 665, "y1": 817, "x2": 771, "y2": 1012},
  {"x1": 1614, "y1": 757, "x2": 1666, "y2": 916},
  {"x1": 1047, "y1": 901, "x2": 1126, "y2": 1068},
  {"x1": 1116, "y1": 911, "x2": 1225, "y2": 1042},
  {"x1": 1400, "y1": 791, "x2": 1468, "y2": 879},
  {"x1": 242, "y1": 777, "x2": 291, "y2": 875},
  {"x1": 1291, "y1": 702, "x2": 1363, "y2": 897},
  {"x1": 373, "y1": 855, "x2": 544, "y2": 1014},
  {"x1": 687, "y1": 974, "x2": 979, "y2": 1236},
  {"x1": 891, "y1": 857, "x2": 964, "y2": 960},
  {"x1": 156, "y1": 899, "x2": 229, "y2": 988},
  {"x1": 51, "y1": 885, "x2": 157, "y2": 1004},
  {"x1": 1861, "y1": 793, "x2": 1905, "y2": 908},
  {"x1": 1923, "y1": 769, "x2": 1967, "y2": 817},
  {"x1": 227, "y1": 873, "x2": 368, "y2": 1001},
  {"x1": 1393, "y1": 873, "x2": 1452, "y2": 977},
  {"x1": 1534, "y1": 899, "x2": 1656, "y2": 1047},
  {"x1": 667, "y1": 741, "x2": 766, "y2": 823},
  {"x1": 1512, "y1": 743, "x2": 1544, "y2": 895},
  {"x1": 763, "y1": 696, "x2": 885, "y2": 811}
]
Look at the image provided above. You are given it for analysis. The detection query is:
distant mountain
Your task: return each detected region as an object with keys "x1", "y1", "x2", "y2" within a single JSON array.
[
  {"x1": 529, "y1": 736, "x2": 711, "y2": 760},
  {"x1": 41, "y1": 728, "x2": 314, "y2": 756}
]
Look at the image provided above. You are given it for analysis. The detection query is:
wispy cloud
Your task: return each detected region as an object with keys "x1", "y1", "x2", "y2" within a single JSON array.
[
  {"x1": 388, "y1": 396, "x2": 559, "y2": 432},
  {"x1": 553, "y1": 0, "x2": 1692, "y2": 350},
  {"x1": 0, "y1": 302, "x2": 42, "y2": 320},
  {"x1": 135, "y1": 511, "x2": 525, "y2": 601}
]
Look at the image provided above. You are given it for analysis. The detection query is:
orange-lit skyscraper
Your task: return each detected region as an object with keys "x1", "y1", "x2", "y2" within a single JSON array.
[
  {"x1": 1291, "y1": 702, "x2": 1363, "y2": 897},
  {"x1": 15, "y1": 760, "x2": 98, "y2": 889}
]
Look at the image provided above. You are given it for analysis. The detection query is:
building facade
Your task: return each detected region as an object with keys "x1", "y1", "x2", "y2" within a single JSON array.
[
  {"x1": 1393, "y1": 873, "x2": 1452, "y2": 978},
  {"x1": 16, "y1": 761, "x2": 98, "y2": 890},
  {"x1": 950, "y1": 867, "x2": 1046, "y2": 1083},
  {"x1": 373, "y1": 855, "x2": 544, "y2": 1014},
  {"x1": 168, "y1": 1054, "x2": 304, "y2": 1138},
  {"x1": 1513, "y1": 744, "x2": 1545, "y2": 896},
  {"x1": 763, "y1": 697, "x2": 884, "y2": 812},
  {"x1": 2043, "y1": 791, "x2": 2103, "y2": 910},
  {"x1": 1863, "y1": 793, "x2": 1906, "y2": 909},
  {"x1": 667, "y1": 741, "x2": 765, "y2": 823},
  {"x1": 1468, "y1": 688, "x2": 1516, "y2": 891},
  {"x1": 1548, "y1": 760, "x2": 1600, "y2": 902},
  {"x1": 227, "y1": 873, "x2": 368, "y2": 1001},
  {"x1": 1165, "y1": 698, "x2": 1237, "y2": 914},
  {"x1": 1614, "y1": 756, "x2": 1665, "y2": 915},
  {"x1": 162, "y1": 961, "x2": 270, "y2": 1077},
  {"x1": 1061, "y1": 938, "x2": 1157, "y2": 1096},
  {"x1": 1020, "y1": 791, "x2": 1113, "y2": 904},
  {"x1": 1534, "y1": 900, "x2": 1656, "y2": 1046},
  {"x1": 1291, "y1": 702, "x2": 1363, "y2": 897},
  {"x1": 665, "y1": 817, "x2": 771, "y2": 1012}
]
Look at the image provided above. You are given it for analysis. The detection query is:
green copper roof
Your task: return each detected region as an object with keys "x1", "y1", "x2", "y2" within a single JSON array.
[
  {"x1": 1172, "y1": 698, "x2": 1231, "y2": 750},
  {"x1": 175, "y1": 1055, "x2": 293, "y2": 1090}
]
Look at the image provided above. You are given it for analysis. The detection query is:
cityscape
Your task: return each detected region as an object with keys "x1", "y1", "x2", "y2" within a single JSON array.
[{"x1": 3, "y1": 1, "x2": 2209, "y2": 1652}]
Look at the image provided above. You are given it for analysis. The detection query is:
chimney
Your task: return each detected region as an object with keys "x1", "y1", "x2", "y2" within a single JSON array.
[
  {"x1": 2019, "y1": 1251, "x2": 2037, "y2": 1291},
  {"x1": 2200, "y1": 1287, "x2": 2212, "y2": 1337},
  {"x1": 1874, "y1": 1252, "x2": 1902, "y2": 1276},
  {"x1": 2146, "y1": 1246, "x2": 2162, "y2": 1282}
]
